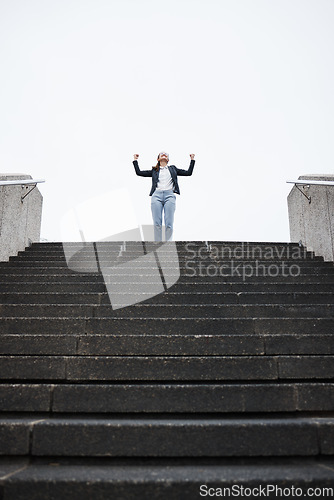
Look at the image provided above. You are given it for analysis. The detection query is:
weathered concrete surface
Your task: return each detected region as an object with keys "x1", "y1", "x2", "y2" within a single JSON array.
[
  {"x1": 288, "y1": 174, "x2": 334, "y2": 261},
  {"x1": 0, "y1": 174, "x2": 43, "y2": 261}
]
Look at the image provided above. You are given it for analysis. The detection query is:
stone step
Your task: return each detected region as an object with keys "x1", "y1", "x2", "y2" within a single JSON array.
[
  {"x1": 170, "y1": 281, "x2": 334, "y2": 292},
  {"x1": 0, "y1": 355, "x2": 333, "y2": 382},
  {"x1": 207, "y1": 241, "x2": 307, "y2": 248},
  {"x1": 0, "y1": 281, "x2": 333, "y2": 294},
  {"x1": 1, "y1": 333, "x2": 334, "y2": 356},
  {"x1": 1, "y1": 303, "x2": 334, "y2": 319},
  {"x1": 0, "y1": 274, "x2": 103, "y2": 283},
  {"x1": 0, "y1": 283, "x2": 106, "y2": 293},
  {"x1": 1, "y1": 291, "x2": 334, "y2": 305},
  {"x1": 13, "y1": 250, "x2": 321, "y2": 260},
  {"x1": 1, "y1": 263, "x2": 332, "y2": 276},
  {"x1": 29, "y1": 241, "x2": 306, "y2": 248},
  {"x1": 17, "y1": 268, "x2": 320, "y2": 285},
  {"x1": 0, "y1": 318, "x2": 86, "y2": 335},
  {"x1": 19, "y1": 255, "x2": 320, "y2": 268},
  {"x1": 1, "y1": 317, "x2": 333, "y2": 335},
  {"x1": 1, "y1": 382, "x2": 333, "y2": 413},
  {"x1": 17, "y1": 242, "x2": 316, "y2": 251},
  {"x1": 96, "y1": 304, "x2": 334, "y2": 318},
  {"x1": 19, "y1": 257, "x2": 319, "y2": 269},
  {"x1": 1, "y1": 273, "x2": 334, "y2": 284},
  {"x1": 11, "y1": 246, "x2": 320, "y2": 256},
  {"x1": 18, "y1": 254, "x2": 317, "y2": 266},
  {"x1": 4, "y1": 259, "x2": 329, "y2": 270},
  {"x1": 0, "y1": 414, "x2": 333, "y2": 457},
  {"x1": 85, "y1": 317, "x2": 334, "y2": 335},
  {"x1": 0, "y1": 292, "x2": 102, "y2": 305},
  {"x1": 1, "y1": 457, "x2": 334, "y2": 500}
]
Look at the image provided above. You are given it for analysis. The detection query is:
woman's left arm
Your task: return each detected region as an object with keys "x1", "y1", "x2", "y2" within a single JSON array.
[{"x1": 175, "y1": 154, "x2": 195, "y2": 176}]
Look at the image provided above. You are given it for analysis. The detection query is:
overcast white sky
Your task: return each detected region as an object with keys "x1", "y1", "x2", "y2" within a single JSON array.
[{"x1": 1, "y1": 0, "x2": 333, "y2": 242}]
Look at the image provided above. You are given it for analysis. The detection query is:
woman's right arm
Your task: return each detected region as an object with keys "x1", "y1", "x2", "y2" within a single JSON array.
[{"x1": 133, "y1": 154, "x2": 152, "y2": 177}]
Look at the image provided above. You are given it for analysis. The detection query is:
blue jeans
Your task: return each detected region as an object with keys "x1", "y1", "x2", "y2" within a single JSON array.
[{"x1": 151, "y1": 189, "x2": 176, "y2": 241}]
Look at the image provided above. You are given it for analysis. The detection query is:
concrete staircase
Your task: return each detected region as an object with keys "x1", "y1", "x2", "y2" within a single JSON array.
[{"x1": 1, "y1": 241, "x2": 334, "y2": 499}]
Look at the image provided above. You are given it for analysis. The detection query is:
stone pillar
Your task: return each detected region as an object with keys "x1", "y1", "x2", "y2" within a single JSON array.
[
  {"x1": 0, "y1": 174, "x2": 43, "y2": 261},
  {"x1": 287, "y1": 174, "x2": 334, "y2": 261}
]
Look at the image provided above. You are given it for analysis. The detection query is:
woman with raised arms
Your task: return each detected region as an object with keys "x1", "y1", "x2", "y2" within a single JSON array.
[{"x1": 133, "y1": 152, "x2": 195, "y2": 241}]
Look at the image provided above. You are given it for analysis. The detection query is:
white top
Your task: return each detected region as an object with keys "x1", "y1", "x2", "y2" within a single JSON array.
[{"x1": 156, "y1": 165, "x2": 174, "y2": 191}]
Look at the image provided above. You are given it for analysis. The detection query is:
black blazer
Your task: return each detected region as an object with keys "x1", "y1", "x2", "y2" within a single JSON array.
[{"x1": 133, "y1": 160, "x2": 195, "y2": 196}]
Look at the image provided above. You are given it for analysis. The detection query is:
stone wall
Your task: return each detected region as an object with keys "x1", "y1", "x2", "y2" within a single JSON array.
[
  {"x1": 0, "y1": 174, "x2": 43, "y2": 261},
  {"x1": 288, "y1": 174, "x2": 334, "y2": 261}
]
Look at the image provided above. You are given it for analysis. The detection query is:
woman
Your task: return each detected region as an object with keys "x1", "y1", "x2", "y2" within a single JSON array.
[{"x1": 133, "y1": 152, "x2": 195, "y2": 241}]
